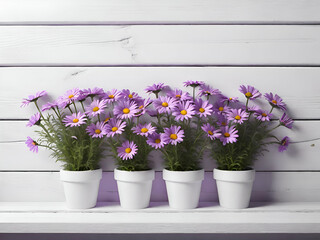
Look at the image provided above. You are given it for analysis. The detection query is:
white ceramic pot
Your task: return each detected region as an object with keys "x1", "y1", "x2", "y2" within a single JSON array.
[
  {"x1": 60, "y1": 169, "x2": 102, "y2": 209},
  {"x1": 163, "y1": 169, "x2": 204, "y2": 209},
  {"x1": 213, "y1": 168, "x2": 255, "y2": 209},
  {"x1": 114, "y1": 168, "x2": 155, "y2": 209}
]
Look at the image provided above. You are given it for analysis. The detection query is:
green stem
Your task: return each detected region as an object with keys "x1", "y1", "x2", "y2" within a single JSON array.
[
  {"x1": 80, "y1": 101, "x2": 86, "y2": 112},
  {"x1": 34, "y1": 101, "x2": 44, "y2": 119},
  {"x1": 67, "y1": 105, "x2": 73, "y2": 114},
  {"x1": 72, "y1": 102, "x2": 78, "y2": 113}
]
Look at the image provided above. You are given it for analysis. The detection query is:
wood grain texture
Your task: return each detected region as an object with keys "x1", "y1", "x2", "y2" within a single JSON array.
[
  {"x1": 1, "y1": 67, "x2": 320, "y2": 119},
  {"x1": 1, "y1": 172, "x2": 320, "y2": 202},
  {"x1": 0, "y1": 0, "x2": 319, "y2": 24},
  {"x1": 0, "y1": 120, "x2": 318, "y2": 171},
  {"x1": 1, "y1": 26, "x2": 320, "y2": 65},
  {"x1": 1, "y1": 202, "x2": 320, "y2": 234}
]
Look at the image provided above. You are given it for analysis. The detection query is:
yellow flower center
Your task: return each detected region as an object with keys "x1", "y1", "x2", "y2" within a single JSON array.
[
  {"x1": 155, "y1": 139, "x2": 161, "y2": 144},
  {"x1": 245, "y1": 92, "x2": 252, "y2": 97},
  {"x1": 128, "y1": 94, "x2": 133, "y2": 98},
  {"x1": 68, "y1": 94, "x2": 74, "y2": 99},
  {"x1": 73, "y1": 118, "x2": 79, "y2": 123},
  {"x1": 123, "y1": 108, "x2": 130, "y2": 114},
  {"x1": 205, "y1": 91, "x2": 210, "y2": 94},
  {"x1": 176, "y1": 94, "x2": 181, "y2": 98},
  {"x1": 235, "y1": 115, "x2": 241, "y2": 120},
  {"x1": 104, "y1": 117, "x2": 110, "y2": 123},
  {"x1": 170, "y1": 134, "x2": 178, "y2": 140},
  {"x1": 32, "y1": 141, "x2": 36, "y2": 146},
  {"x1": 125, "y1": 148, "x2": 132, "y2": 153},
  {"x1": 112, "y1": 127, "x2": 118, "y2": 132},
  {"x1": 272, "y1": 100, "x2": 277, "y2": 104},
  {"x1": 282, "y1": 140, "x2": 287, "y2": 146},
  {"x1": 162, "y1": 102, "x2": 169, "y2": 107},
  {"x1": 139, "y1": 105, "x2": 144, "y2": 109},
  {"x1": 93, "y1": 107, "x2": 99, "y2": 112},
  {"x1": 229, "y1": 97, "x2": 233, "y2": 100},
  {"x1": 208, "y1": 130, "x2": 213, "y2": 135},
  {"x1": 199, "y1": 108, "x2": 205, "y2": 113},
  {"x1": 224, "y1": 132, "x2": 230, "y2": 137},
  {"x1": 180, "y1": 110, "x2": 187, "y2": 115},
  {"x1": 218, "y1": 107, "x2": 224, "y2": 112},
  {"x1": 141, "y1": 128, "x2": 148, "y2": 133},
  {"x1": 262, "y1": 113, "x2": 267, "y2": 117},
  {"x1": 108, "y1": 95, "x2": 114, "y2": 99},
  {"x1": 95, "y1": 129, "x2": 101, "y2": 134}
]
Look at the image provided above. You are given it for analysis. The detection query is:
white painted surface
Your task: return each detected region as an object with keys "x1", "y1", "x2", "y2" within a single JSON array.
[
  {"x1": 0, "y1": 0, "x2": 319, "y2": 24},
  {"x1": 1, "y1": 202, "x2": 320, "y2": 233},
  {"x1": 1, "y1": 67, "x2": 319, "y2": 119},
  {"x1": 1, "y1": 26, "x2": 320, "y2": 65},
  {"x1": 1, "y1": 172, "x2": 320, "y2": 202}
]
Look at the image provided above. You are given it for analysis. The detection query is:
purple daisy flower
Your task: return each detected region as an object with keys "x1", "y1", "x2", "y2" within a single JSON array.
[
  {"x1": 85, "y1": 99, "x2": 107, "y2": 117},
  {"x1": 183, "y1": 80, "x2": 205, "y2": 88},
  {"x1": 167, "y1": 89, "x2": 192, "y2": 102},
  {"x1": 82, "y1": 87, "x2": 105, "y2": 98},
  {"x1": 264, "y1": 93, "x2": 286, "y2": 111},
  {"x1": 255, "y1": 109, "x2": 272, "y2": 122},
  {"x1": 246, "y1": 105, "x2": 260, "y2": 113},
  {"x1": 213, "y1": 102, "x2": 230, "y2": 115},
  {"x1": 227, "y1": 108, "x2": 249, "y2": 124},
  {"x1": 195, "y1": 99, "x2": 213, "y2": 117},
  {"x1": 103, "y1": 89, "x2": 121, "y2": 103},
  {"x1": 279, "y1": 136, "x2": 290, "y2": 152},
  {"x1": 105, "y1": 118, "x2": 126, "y2": 137},
  {"x1": 147, "y1": 133, "x2": 167, "y2": 149},
  {"x1": 199, "y1": 85, "x2": 221, "y2": 97},
  {"x1": 201, "y1": 123, "x2": 221, "y2": 140},
  {"x1": 26, "y1": 113, "x2": 41, "y2": 127},
  {"x1": 239, "y1": 85, "x2": 261, "y2": 100},
  {"x1": 41, "y1": 101, "x2": 58, "y2": 112},
  {"x1": 119, "y1": 89, "x2": 142, "y2": 102},
  {"x1": 102, "y1": 112, "x2": 112, "y2": 124},
  {"x1": 279, "y1": 113, "x2": 294, "y2": 129},
  {"x1": 220, "y1": 95, "x2": 239, "y2": 104},
  {"x1": 63, "y1": 112, "x2": 87, "y2": 127},
  {"x1": 117, "y1": 141, "x2": 138, "y2": 160},
  {"x1": 132, "y1": 123, "x2": 156, "y2": 137},
  {"x1": 86, "y1": 122, "x2": 107, "y2": 138},
  {"x1": 145, "y1": 83, "x2": 166, "y2": 94},
  {"x1": 162, "y1": 125, "x2": 184, "y2": 145},
  {"x1": 219, "y1": 126, "x2": 239, "y2": 145},
  {"x1": 135, "y1": 98, "x2": 152, "y2": 117},
  {"x1": 146, "y1": 109, "x2": 158, "y2": 117},
  {"x1": 217, "y1": 114, "x2": 229, "y2": 127},
  {"x1": 21, "y1": 90, "x2": 47, "y2": 107},
  {"x1": 153, "y1": 96, "x2": 178, "y2": 114},
  {"x1": 113, "y1": 100, "x2": 138, "y2": 119},
  {"x1": 172, "y1": 101, "x2": 196, "y2": 121},
  {"x1": 25, "y1": 137, "x2": 39, "y2": 153},
  {"x1": 58, "y1": 88, "x2": 81, "y2": 108}
]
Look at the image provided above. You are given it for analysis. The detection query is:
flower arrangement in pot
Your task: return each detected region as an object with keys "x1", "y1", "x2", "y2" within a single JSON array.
[
  {"x1": 22, "y1": 87, "x2": 112, "y2": 209},
  {"x1": 145, "y1": 81, "x2": 218, "y2": 209},
  {"x1": 105, "y1": 89, "x2": 155, "y2": 209},
  {"x1": 202, "y1": 85, "x2": 293, "y2": 209}
]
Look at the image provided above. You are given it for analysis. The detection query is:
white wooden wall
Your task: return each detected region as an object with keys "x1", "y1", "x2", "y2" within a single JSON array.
[{"x1": 0, "y1": 0, "x2": 320, "y2": 202}]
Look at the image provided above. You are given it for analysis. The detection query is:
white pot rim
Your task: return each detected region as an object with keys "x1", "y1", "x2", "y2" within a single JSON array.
[
  {"x1": 114, "y1": 168, "x2": 155, "y2": 182},
  {"x1": 163, "y1": 169, "x2": 204, "y2": 182},
  {"x1": 213, "y1": 168, "x2": 255, "y2": 182},
  {"x1": 60, "y1": 168, "x2": 102, "y2": 182}
]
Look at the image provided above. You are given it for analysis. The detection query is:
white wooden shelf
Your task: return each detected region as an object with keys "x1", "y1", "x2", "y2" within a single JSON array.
[{"x1": 1, "y1": 202, "x2": 320, "y2": 234}]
